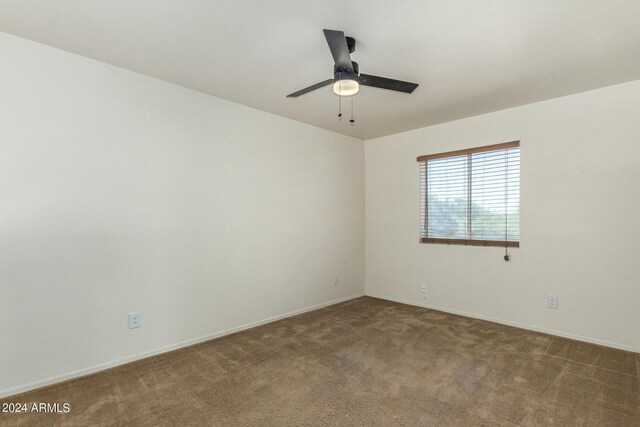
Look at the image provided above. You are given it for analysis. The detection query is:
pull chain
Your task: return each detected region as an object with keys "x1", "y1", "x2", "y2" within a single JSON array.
[
  {"x1": 349, "y1": 95, "x2": 355, "y2": 124},
  {"x1": 337, "y1": 75, "x2": 343, "y2": 120}
]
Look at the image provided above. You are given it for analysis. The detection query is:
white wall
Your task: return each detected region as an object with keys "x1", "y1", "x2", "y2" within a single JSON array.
[
  {"x1": 0, "y1": 32, "x2": 365, "y2": 397},
  {"x1": 3, "y1": 29, "x2": 639, "y2": 400},
  {"x1": 366, "y1": 80, "x2": 640, "y2": 352}
]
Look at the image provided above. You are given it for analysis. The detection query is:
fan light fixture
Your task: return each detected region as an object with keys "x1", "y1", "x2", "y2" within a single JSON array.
[
  {"x1": 333, "y1": 78, "x2": 359, "y2": 96},
  {"x1": 286, "y1": 29, "x2": 420, "y2": 123}
]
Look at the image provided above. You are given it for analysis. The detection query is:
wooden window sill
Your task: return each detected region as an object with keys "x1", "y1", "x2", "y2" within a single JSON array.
[{"x1": 420, "y1": 238, "x2": 519, "y2": 248}]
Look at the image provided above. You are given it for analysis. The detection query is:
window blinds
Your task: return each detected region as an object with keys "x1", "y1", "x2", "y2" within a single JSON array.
[{"x1": 418, "y1": 141, "x2": 520, "y2": 247}]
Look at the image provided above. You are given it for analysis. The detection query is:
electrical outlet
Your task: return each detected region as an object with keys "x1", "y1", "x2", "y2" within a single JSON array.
[
  {"x1": 333, "y1": 275, "x2": 339, "y2": 286},
  {"x1": 128, "y1": 312, "x2": 141, "y2": 329},
  {"x1": 547, "y1": 295, "x2": 558, "y2": 309}
]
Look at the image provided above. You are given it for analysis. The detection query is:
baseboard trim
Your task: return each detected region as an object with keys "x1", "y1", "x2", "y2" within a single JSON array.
[
  {"x1": 0, "y1": 293, "x2": 365, "y2": 399},
  {"x1": 365, "y1": 292, "x2": 640, "y2": 354}
]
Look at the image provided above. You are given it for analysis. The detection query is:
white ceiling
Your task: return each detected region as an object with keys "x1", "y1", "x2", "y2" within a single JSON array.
[{"x1": 1, "y1": 1, "x2": 639, "y2": 140}]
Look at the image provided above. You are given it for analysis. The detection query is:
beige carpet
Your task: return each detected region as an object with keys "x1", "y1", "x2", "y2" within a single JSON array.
[{"x1": 1, "y1": 296, "x2": 638, "y2": 426}]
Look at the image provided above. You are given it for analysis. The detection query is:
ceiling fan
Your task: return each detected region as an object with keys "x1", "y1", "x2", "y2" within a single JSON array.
[{"x1": 287, "y1": 29, "x2": 419, "y2": 98}]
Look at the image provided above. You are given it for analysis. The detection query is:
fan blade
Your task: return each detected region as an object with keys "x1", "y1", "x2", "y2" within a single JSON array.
[
  {"x1": 323, "y1": 29, "x2": 354, "y2": 73},
  {"x1": 359, "y1": 74, "x2": 419, "y2": 94},
  {"x1": 286, "y1": 79, "x2": 334, "y2": 97}
]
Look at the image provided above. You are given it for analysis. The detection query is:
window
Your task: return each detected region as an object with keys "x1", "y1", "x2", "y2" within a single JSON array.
[{"x1": 417, "y1": 141, "x2": 520, "y2": 247}]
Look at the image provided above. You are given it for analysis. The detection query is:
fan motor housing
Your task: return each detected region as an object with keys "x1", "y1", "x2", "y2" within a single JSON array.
[{"x1": 334, "y1": 61, "x2": 359, "y2": 77}]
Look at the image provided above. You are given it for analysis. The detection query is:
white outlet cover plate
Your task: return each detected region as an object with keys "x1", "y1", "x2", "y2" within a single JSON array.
[
  {"x1": 128, "y1": 312, "x2": 141, "y2": 329},
  {"x1": 547, "y1": 295, "x2": 558, "y2": 309}
]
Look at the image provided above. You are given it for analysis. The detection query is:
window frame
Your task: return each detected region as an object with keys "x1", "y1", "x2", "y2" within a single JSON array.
[{"x1": 417, "y1": 141, "x2": 520, "y2": 248}]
